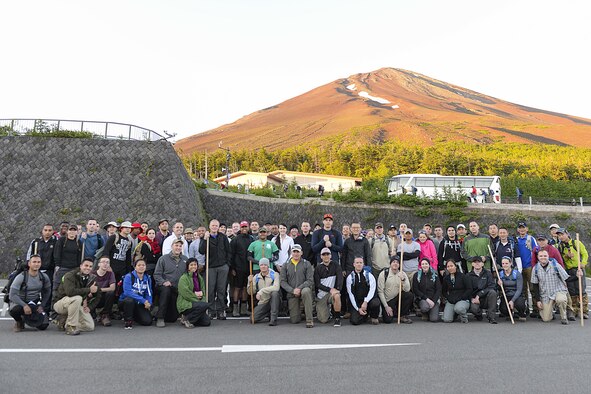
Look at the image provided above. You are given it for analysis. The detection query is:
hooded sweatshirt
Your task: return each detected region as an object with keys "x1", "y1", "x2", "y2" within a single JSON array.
[{"x1": 119, "y1": 270, "x2": 152, "y2": 304}]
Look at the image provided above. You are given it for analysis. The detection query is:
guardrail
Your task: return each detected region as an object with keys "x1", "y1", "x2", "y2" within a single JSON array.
[{"x1": 0, "y1": 118, "x2": 175, "y2": 141}]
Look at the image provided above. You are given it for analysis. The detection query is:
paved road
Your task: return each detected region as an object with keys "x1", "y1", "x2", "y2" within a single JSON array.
[{"x1": 1, "y1": 313, "x2": 590, "y2": 394}]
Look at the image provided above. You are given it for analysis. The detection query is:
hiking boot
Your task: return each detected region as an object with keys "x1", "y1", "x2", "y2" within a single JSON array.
[
  {"x1": 65, "y1": 325, "x2": 80, "y2": 335},
  {"x1": 306, "y1": 320, "x2": 314, "y2": 328},
  {"x1": 475, "y1": 313, "x2": 483, "y2": 321},
  {"x1": 567, "y1": 311, "x2": 576, "y2": 321},
  {"x1": 232, "y1": 304, "x2": 240, "y2": 317},
  {"x1": 218, "y1": 311, "x2": 227, "y2": 320},
  {"x1": 371, "y1": 318, "x2": 379, "y2": 325},
  {"x1": 401, "y1": 316, "x2": 413, "y2": 324},
  {"x1": 460, "y1": 316, "x2": 469, "y2": 324},
  {"x1": 209, "y1": 311, "x2": 217, "y2": 320},
  {"x1": 561, "y1": 319, "x2": 569, "y2": 325},
  {"x1": 343, "y1": 312, "x2": 351, "y2": 319},
  {"x1": 156, "y1": 319, "x2": 165, "y2": 328},
  {"x1": 54, "y1": 315, "x2": 66, "y2": 331},
  {"x1": 240, "y1": 302, "x2": 249, "y2": 316},
  {"x1": 529, "y1": 312, "x2": 539, "y2": 319},
  {"x1": 124, "y1": 320, "x2": 133, "y2": 330},
  {"x1": 13, "y1": 320, "x2": 24, "y2": 332},
  {"x1": 183, "y1": 319, "x2": 194, "y2": 329},
  {"x1": 583, "y1": 313, "x2": 589, "y2": 320},
  {"x1": 488, "y1": 318, "x2": 498, "y2": 324},
  {"x1": 519, "y1": 316, "x2": 527, "y2": 322},
  {"x1": 101, "y1": 314, "x2": 112, "y2": 327},
  {"x1": 268, "y1": 320, "x2": 277, "y2": 326}
]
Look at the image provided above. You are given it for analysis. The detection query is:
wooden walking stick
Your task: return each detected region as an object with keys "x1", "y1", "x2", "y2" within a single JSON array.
[
  {"x1": 249, "y1": 261, "x2": 255, "y2": 324},
  {"x1": 488, "y1": 245, "x2": 514, "y2": 324},
  {"x1": 576, "y1": 233, "x2": 584, "y2": 327},
  {"x1": 398, "y1": 249, "x2": 404, "y2": 325},
  {"x1": 205, "y1": 236, "x2": 210, "y2": 303}
]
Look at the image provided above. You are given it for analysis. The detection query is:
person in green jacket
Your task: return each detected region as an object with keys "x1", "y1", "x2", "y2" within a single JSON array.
[
  {"x1": 177, "y1": 258, "x2": 210, "y2": 328},
  {"x1": 462, "y1": 222, "x2": 493, "y2": 269}
]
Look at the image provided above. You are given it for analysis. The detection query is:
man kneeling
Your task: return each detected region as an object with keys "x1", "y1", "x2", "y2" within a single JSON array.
[
  {"x1": 247, "y1": 258, "x2": 280, "y2": 326},
  {"x1": 314, "y1": 248, "x2": 343, "y2": 327},
  {"x1": 377, "y1": 255, "x2": 413, "y2": 324},
  {"x1": 53, "y1": 258, "x2": 101, "y2": 335}
]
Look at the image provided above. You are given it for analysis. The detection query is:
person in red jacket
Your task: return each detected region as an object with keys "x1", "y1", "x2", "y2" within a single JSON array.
[{"x1": 531, "y1": 234, "x2": 564, "y2": 268}]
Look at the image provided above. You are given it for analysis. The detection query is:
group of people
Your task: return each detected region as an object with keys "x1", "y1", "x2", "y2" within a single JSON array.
[{"x1": 7, "y1": 215, "x2": 588, "y2": 334}]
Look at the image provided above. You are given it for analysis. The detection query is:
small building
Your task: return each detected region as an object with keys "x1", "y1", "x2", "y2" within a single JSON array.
[{"x1": 213, "y1": 170, "x2": 361, "y2": 192}]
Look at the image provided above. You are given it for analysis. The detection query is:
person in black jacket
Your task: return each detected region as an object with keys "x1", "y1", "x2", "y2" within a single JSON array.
[
  {"x1": 26, "y1": 224, "x2": 57, "y2": 311},
  {"x1": 294, "y1": 222, "x2": 314, "y2": 264},
  {"x1": 442, "y1": 259, "x2": 472, "y2": 323},
  {"x1": 199, "y1": 219, "x2": 231, "y2": 320},
  {"x1": 467, "y1": 256, "x2": 498, "y2": 324},
  {"x1": 413, "y1": 258, "x2": 442, "y2": 322},
  {"x1": 230, "y1": 222, "x2": 253, "y2": 317},
  {"x1": 52, "y1": 224, "x2": 82, "y2": 301},
  {"x1": 314, "y1": 247, "x2": 343, "y2": 326},
  {"x1": 437, "y1": 226, "x2": 464, "y2": 275}
]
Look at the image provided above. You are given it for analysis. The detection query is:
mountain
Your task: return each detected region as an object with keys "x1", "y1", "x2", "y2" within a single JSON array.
[{"x1": 175, "y1": 68, "x2": 591, "y2": 154}]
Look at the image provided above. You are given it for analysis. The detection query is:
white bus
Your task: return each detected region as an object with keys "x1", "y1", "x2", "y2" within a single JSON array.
[{"x1": 387, "y1": 174, "x2": 502, "y2": 203}]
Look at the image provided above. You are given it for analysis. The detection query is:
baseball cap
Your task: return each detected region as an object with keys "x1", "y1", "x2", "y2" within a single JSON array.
[
  {"x1": 240, "y1": 221, "x2": 249, "y2": 227},
  {"x1": 259, "y1": 226, "x2": 268, "y2": 233},
  {"x1": 517, "y1": 222, "x2": 527, "y2": 228},
  {"x1": 68, "y1": 224, "x2": 78, "y2": 231},
  {"x1": 389, "y1": 224, "x2": 396, "y2": 229},
  {"x1": 549, "y1": 224, "x2": 560, "y2": 230},
  {"x1": 320, "y1": 247, "x2": 331, "y2": 255},
  {"x1": 405, "y1": 229, "x2": 413, "y2": 235},
  {"x1": 172, "y1": 238, "x2": 184, "y2": 245},
  {"x1": 184, "y1": 228, "x2": 194, "y2": 234},
  {"x1": 292, "y1": 244, "x2": 303, "y2": 252},
  {"x1": 470, "y1": 256, "x2": 483, "y2": 262},
  {"x1": 323, "y1": 213, "x2": 333, "y2": 220},
  {"x1": 535, "y1": 234, "x2": 547, "y2": 240},
  {"x1": 555, "y1": 228, "x2": 567, "y2": 234},
  {"x1": 375, "y1": 222, "x2": 383, "y2": 228},
  {"x1": 456, "y1": 224, "x2": 466, "y2": 229}
]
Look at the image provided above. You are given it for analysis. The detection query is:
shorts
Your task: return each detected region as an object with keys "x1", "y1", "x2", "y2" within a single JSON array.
[{"x1": 234, "y1": 270, "x2": 248, "y2": 288}]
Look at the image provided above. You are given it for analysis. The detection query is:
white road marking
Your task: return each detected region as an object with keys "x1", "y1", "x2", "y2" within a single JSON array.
[{"x1": 0, "y1": 343, "x2": 420, "y2": 354}]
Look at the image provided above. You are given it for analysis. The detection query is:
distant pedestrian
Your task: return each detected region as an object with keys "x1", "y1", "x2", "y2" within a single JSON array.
[{"x1": 516, "y1": 187, "x2": 523, "y2": 204}]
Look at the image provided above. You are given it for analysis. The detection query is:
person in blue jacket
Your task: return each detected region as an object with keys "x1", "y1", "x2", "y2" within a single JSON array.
[{"x1": 118, "y1": 259, "x2": 153, "y2": 329}]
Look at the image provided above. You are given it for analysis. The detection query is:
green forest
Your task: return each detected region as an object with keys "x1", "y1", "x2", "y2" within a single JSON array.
[{"x1": 181, "y1": 139, "x2": 591, "y2": 201}]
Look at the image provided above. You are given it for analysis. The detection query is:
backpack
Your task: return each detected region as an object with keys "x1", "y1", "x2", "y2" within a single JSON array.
[
  {"x1": 255, "y1": 270, "x2": 276, "y2": 285},
  {"x1": 499, "y1": 270, "x2": 518, "y2": 280},
  {"x1": 2, "y1": 258, "x2": 27, "y2": 303},
  {"x1": 2, "y1": 267, "x2": 47, "y2": 304},
  {"x1": 134, "y1": 241, "x2": 149, "y2": 262},
  {"x1": 370, "y1": 236, "x2": 391, "y2": 250},
  {"x1": 534, "y1": 260, "x2": 565, "y2": 286}
]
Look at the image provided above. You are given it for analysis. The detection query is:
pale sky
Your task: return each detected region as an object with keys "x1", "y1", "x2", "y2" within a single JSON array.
[{"x1": 1, "y1": 0, "x2": 590, "y2": 140}]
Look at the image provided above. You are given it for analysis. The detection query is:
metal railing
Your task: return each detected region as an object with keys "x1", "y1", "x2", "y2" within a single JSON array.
[{"x1": 0, "y1": 118, "x2": 175, "y2": 141}]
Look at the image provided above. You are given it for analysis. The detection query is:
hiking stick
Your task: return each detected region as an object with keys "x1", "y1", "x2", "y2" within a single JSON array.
[
  {"x1": 250, "y1": 261, "x2": 255, "y2": 324},
  {"x1": 81, "y1": 243, "x2": 85, "y2": 264},
  {"x1": 488, "y1": 245, "x2": 514, "y2": 324},
  {"x1": 398, "y1": 249, "x2": 404, "y2": 325},
  {"x1": 34, "y1": 241, "x2": 38, "y2": 256},
  {"x1": 205, "y1": 236, "x2": 210, "y2": 304},
  {"x1": 576, "y1": 233, "x2": 584, "y2": 327}
]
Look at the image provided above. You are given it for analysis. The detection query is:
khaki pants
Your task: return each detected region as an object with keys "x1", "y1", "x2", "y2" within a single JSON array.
[
  {"x1": 287, "y1": 287, "x2": 313, "y2": 323},
  {"x1": 540, "y1": 291, "x2": 568, "y2": 322},
  {"x1": 54, "y1": 295, "x2": 95, "y2": 331},
  {"x1": 316, "y1": 292, "x2": 340, "y2": 323}
]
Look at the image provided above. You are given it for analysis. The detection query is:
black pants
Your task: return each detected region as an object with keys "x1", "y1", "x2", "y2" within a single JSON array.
[
  {"x1": 350, "y1": 298, "x2": 381, "y2": 325},
  {"x1": 382, "y1": 292, "x2": 414, "y2": 324},
  {"x1": 157, "y1": 285, "x2": 179, "y2": 322},
  {"x1": 182, "y1": 302, "x2": 211, "y2": 326},
  {"x1": 10, "y1": 305, "x2": 49, "y2": 330},
  {"x1": 119, "y1": 297, "x2": 152, "y2": 326},
  {"x1": 95, "y1": 291, "x2": 116, "y2": 315},
  {"x1": 499, "y1": 295, "x2": 527, "y2": 318}
]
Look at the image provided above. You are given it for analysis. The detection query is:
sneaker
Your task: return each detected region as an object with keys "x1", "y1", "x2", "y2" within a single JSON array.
[
  {"x1": 401, "y1": 316, "x2": 413, "y2": 324},
  {"x1": 460, "y1": 316, "x2": 469, "y2": 324},
  {"x1": 217, "y1": 311, "x2": 227, "y2": 320},
  {"x1": 342, "y1": 312, "x2": 351, "y2": 319},
  {"x1": 561, "y1": 319, "x2": 569, "y2": 325},
  {"x1": 209, "y1": 311, "x2": 217, "y2": 320},
  {"x1": 183, "y1": 319, "x2": 194, "y2": 329},
  {"x1": 334, "y1": 318, "x2": 341, "y2": 327},
  {"x1": 475, "y1": 314, "x2": 483, "y2": 321},
  {"x1": 124, "y1": 320, "x2": 133, "y2": 330},
  {"x1": 568, "y1": 315, "x2": 576, "y2": 322},
  {"x1": 268, "y1": 320, "x2": 277, "y2": 326},
  {"x1": 306, "y1": 320, "x2": 314, "y2": 328},
  {"x1": 519, "y1": 316, "x2": 527, "y2": 322},
  {"x1": 529, "y1": 312, "x2": 539, "y2": 319},
  {"x1": 65, "y1": 325, "x2": 80, "y2": 335},
  {"x1": 13, "y1": 320, "x2": 24, "y2": 332},
  {"x1": 584, "y1": 313, "x2": 589, "y2": 320},
  {"x1": 488, "y1": 318, "x2": 498, "y2": 324},
  {"x1": 371, "y1": 318, "x2": 379, "y2": 325},
  {"x1": 101, "y1": 314, "x2": 112, "y2": 327},
  {"x1": 54, "y1": 315, "x2": 66, "y2": 331},
  {"x1": 156, "y1": 319, "x2": 165, "y2": 328}
]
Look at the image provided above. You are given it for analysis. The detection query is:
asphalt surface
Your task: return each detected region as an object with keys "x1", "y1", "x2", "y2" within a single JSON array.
[{"x1": 1, "y1": 313, "x2": 590, "y2": 394}]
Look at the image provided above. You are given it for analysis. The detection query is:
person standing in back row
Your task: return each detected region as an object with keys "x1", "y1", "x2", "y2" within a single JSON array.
[{"x1": 311, "y1": 214, "x2": 343, "y2": 266}]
